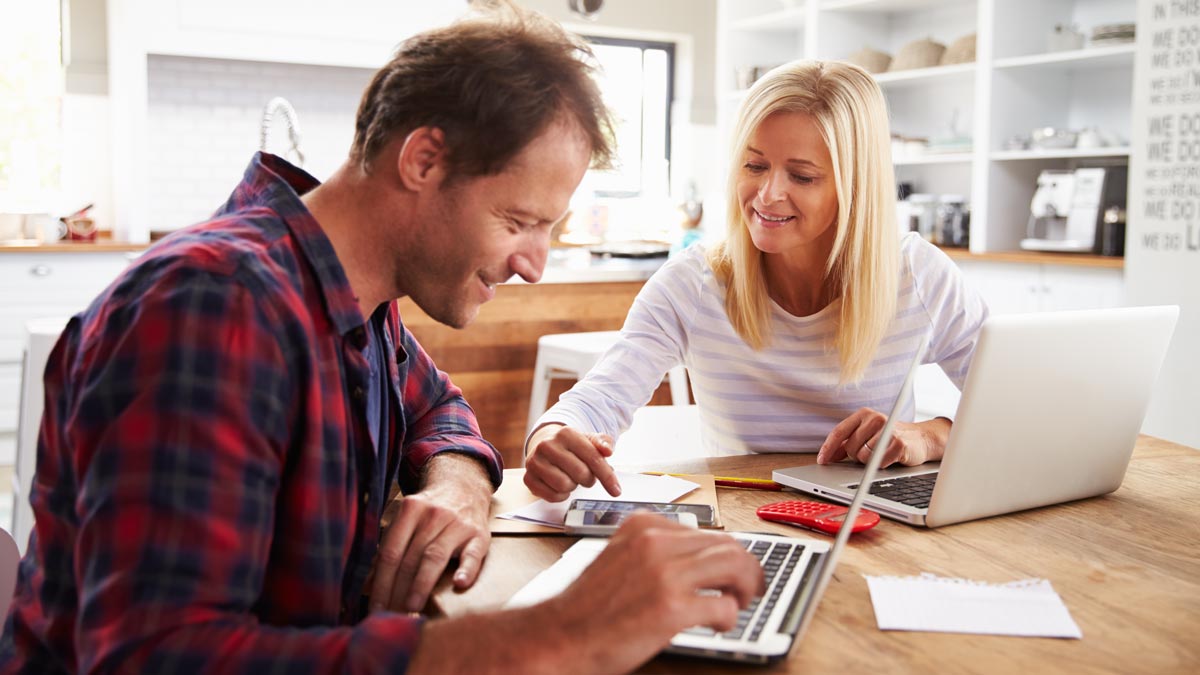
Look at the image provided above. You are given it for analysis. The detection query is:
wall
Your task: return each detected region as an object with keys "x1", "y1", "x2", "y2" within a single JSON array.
[
  {"x1": 63, "y1": 0, "x2": 722, "y2": 233},
  {"x1": 1125, "y1": 0, "x2": 1200, "y2": 448},
  {"x1": 62, "y1": 0, "x2": 114, "y2": 233},
  {"x1": 145, "y1": 57, "x2": 371, "y2": 230}
]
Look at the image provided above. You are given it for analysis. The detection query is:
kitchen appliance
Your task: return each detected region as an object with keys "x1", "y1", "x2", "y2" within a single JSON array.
[{"x1": 1021, "y1": 166, "x2": 1127, "y2": 253}]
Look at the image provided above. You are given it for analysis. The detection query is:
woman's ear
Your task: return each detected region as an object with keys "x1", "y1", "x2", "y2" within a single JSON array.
[{"x1": 395, "y1": 126, "x2": 448, "y2": 192}]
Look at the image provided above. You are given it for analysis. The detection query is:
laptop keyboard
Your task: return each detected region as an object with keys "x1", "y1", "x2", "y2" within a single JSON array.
[
  {"x1": 681, "y1": 538, "x2": 804, "y2": 642},
  {"x1": 849, "y1": 472, "x2": 939, "y2": 509}
]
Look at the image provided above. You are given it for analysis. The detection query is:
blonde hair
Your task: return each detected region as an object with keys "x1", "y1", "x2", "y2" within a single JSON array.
[{"x1": 707, "y1": 60, "x2": 899, "y2": 383}]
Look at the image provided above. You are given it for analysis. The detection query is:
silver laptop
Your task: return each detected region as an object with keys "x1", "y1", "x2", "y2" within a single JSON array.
[
  {"x1": 506, "y1": 336, "x2": 929, "y2": 664},
  {"x1": 774, "y1": 306, "x2": 1179, "y2": 528}
]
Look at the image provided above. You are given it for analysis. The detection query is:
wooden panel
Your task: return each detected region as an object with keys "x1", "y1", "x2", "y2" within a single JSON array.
[{"x1": 397, "y1": 281, "x2": 674, "y2": 469}]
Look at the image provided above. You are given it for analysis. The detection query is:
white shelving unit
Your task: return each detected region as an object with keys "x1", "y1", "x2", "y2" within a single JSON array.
[{"x1": 715, "y1": 0, "x2": 1138, "y2": 258}]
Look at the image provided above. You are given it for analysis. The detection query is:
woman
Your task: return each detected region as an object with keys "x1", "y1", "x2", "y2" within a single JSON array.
[{"x1": 524, "y1": 60, "x2": 987, "y2": 502}]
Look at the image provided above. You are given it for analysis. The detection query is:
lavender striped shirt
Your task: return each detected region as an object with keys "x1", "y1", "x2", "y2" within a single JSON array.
[{"x1": 537, "y1": 233, "x2": 988, "y2": 456}]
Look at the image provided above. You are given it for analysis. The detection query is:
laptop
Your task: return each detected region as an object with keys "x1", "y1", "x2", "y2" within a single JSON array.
[
  {"x1": 774, "y1": 305, "x2": 1179, "y2": 528},
  {"x1": 505, "y1": 336, "x2": 930, "y2": 664}
]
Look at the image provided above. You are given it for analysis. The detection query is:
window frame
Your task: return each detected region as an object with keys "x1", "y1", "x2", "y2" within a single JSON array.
[{"x1": 583, "y1": 34, "x2": 676, "y2": 199}]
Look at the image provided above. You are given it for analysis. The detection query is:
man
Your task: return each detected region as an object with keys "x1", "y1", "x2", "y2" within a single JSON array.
[{"x1": 0, "y1": 4, "x2": 762, "y2": 674}]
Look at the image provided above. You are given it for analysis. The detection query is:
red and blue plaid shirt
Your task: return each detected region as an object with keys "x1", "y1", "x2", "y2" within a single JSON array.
[{"x1": 0, "y1": 153, "x2": 503, "y2": 673}]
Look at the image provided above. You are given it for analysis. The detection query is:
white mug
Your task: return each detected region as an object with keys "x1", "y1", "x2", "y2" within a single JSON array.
[{"x1": 35, "y1": 215, "x2": 66, "y2": 242}]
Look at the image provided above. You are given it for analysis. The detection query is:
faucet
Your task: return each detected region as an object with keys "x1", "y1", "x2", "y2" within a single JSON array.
[{"x1": 259, "y1": 97, "x2": 305, "y2": 167}]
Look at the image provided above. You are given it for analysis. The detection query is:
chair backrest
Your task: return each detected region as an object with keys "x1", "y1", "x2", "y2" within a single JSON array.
[
  {"x1": 14, "y1": 318, "x2": 68, "y2": 555},
  {"x1": 0, "y1": 527, "x2": 19, "y2": 620}
]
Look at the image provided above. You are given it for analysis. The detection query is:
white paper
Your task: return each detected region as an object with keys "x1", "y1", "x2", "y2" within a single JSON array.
[
  {"x1": 864, "y1": 573, "x2": 1082, "y2": 639},
  {"x1": 498, "y1": 472, "x2": 700, "y2": 528},
  {"x1": 505, "y1": 538, "x2": 607, "y2": 608}
]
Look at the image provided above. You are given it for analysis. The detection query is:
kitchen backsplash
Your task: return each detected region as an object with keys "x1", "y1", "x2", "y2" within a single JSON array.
[{"x1": 146, "y1": 55, "x2": 373, "y2": 231}]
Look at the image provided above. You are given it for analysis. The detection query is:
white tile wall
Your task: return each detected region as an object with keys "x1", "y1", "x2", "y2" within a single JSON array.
[{"x1": 146, "y1": 55, "x2": 374, "y2": 230}]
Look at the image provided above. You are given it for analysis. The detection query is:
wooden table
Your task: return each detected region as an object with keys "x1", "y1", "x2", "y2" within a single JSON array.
[{"x1": 432, "y1": 435, "x2": 1200, "y2": 673}]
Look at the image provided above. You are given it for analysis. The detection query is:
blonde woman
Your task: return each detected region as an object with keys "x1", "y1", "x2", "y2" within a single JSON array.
[{"x1": 524, "y1": 60, "x2": 988, "y2": 502}]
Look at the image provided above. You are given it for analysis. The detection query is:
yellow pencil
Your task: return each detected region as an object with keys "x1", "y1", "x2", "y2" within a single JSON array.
[{"x1": 642, "y1": 471, "x2": 785, "y2": 491}]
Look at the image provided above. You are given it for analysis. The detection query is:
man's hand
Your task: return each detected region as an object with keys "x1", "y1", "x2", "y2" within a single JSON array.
[
  {"x1": 816, "y1": 408, "x2": 951, "y2": 468},
  {"x1": 368, "y1": 453, "x2": 493, "y2": 614},
  {"x1": 408, "y1": 513, "x2": 765, "y2": 675},
  {"x1": 524, "y1": 423, "x2": 621, "y2": 502}
]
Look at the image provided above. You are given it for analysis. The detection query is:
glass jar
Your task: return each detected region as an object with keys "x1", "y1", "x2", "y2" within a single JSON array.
[
  {"x1": 906, "y1": 194, "x2": 937, "y2": 242},
  {"x1": 936, "y1": 195, "x2": 969, "y2": 248}
]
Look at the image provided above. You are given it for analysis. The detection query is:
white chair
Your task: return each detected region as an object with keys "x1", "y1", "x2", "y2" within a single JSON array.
[
  {"x1": 14, "y1": 318, "x2": 68, "y2": 555},
  {"x1": 0, "y1": 526, "x2": 18, "y2": 619},
  {"x1": 609, "y1": 404, "x2": 704, "y2": 466},
  {"x1": 527, "y1": 330, "x2": 689, "y2": 434}
]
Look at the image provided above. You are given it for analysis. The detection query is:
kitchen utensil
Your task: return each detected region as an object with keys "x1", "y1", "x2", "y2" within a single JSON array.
[
  {"x1": 936, "y1": 195, "x2": 969, "y2": 248},
  {"x1": 906, "y1": 193, "x2": 938, "y2": 241},
  {"x1": 734, "y1": 66, "x2": 759, "y2": 89},
  {"x1": 65, "y1": 216, "x2": 97, "y2": 242},
  {"x1": 1075, "y1": 127, "x2": 1106, "y2": 149},
  {"x1": 260, "y1": 97, "x2": 305, "y2": 167},
  {"x1": 1022, "y1": 166, "x2": 1127, "y2": 253},
  {"x1": 1047, "y1": 24, "x2": 1085, "y2": 52},
  {"x1": 0, "y1": 213, "x2": 24, "y2": 240}
]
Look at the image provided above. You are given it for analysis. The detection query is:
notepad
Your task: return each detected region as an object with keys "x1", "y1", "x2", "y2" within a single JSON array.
[{"x1": 865, "y1": 573, "x2": 1082, "y2": 639}]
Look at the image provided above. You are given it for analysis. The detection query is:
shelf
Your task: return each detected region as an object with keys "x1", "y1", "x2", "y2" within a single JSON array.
[
  {"x1": 895, "y1": 152, "x2": 974, "y2": 165},
  {"x1": 729, "y1": 6, "x2": 807, "y2": 31},
  {"x1": 990, "y1": 147, "x2": 1132, "y2": 161},
  {"x1": 820, "y1": 0, "x2": 970, "y2": 12},
  {"x1": 993, "y1": 44, "x2": 1135, "y2": 73},
  {"x1": 873, "y1": 62, "x2": 975, "y2": 88}
]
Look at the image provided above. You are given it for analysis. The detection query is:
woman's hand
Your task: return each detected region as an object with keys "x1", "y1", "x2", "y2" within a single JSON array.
[
  {"x1": 816, "y1": 408, "x2": 951, "y2": 468},
  {"x1": 524, "y1": 423, "x2": 621, "y2": 502}
]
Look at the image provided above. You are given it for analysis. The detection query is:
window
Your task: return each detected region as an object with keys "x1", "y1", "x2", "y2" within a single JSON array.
[
  {"x1": 584, "y1": 36, "x2": 674, "y2": 198},
  {"x1": 0, "y1": 1, "x2": 63, "y2": 210}
]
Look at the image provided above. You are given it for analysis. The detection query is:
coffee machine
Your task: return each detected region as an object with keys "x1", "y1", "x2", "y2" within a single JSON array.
[{"x1": 1020, "y1": 166, "x2": 1127, "y2": 254}]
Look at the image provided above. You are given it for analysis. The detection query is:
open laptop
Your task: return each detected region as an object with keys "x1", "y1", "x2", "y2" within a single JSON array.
[
  {"x1": 774, "y1": 305, "x2": 1179, "y2": 528},
  {"x1": 505, "y1": 336, "x2": 929, "y2": 664}
]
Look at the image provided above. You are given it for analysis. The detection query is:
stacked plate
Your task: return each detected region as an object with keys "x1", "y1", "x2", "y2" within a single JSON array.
[{"x1": 1090, "y1": 23, "x2": 1135, "y2": 46}]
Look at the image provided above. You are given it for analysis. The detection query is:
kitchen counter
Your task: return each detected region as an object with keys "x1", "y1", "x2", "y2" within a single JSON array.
[
  {"x1": 0, "y1": 240, "x2": 149, "y2": 254},
  {"x1": 521, "y1": 248, "x2": 666, "y2": 284},
  {"x1": 0, "y1": 241, "x2": 670, "y2": 280}
]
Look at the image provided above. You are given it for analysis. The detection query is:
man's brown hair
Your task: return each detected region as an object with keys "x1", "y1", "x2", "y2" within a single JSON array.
[{"x1": 351, "y1": 2, "x2": 615, "y2": 179}]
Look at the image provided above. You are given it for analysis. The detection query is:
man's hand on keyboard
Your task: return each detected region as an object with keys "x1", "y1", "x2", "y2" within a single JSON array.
[{"x1": 541, "y1": 513, "x2": 765, "y2": 673}]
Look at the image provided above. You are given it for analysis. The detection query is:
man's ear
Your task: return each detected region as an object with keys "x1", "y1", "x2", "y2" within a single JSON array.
[{"x1": 395, "y1": 126, "x2": 448, "y2": 192}]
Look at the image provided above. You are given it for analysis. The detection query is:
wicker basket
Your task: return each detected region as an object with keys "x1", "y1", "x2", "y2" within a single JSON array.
[
  {"x1": 846, "y1": 47, "x2": 892, "y2": 74},
  {"x1": 889, "y1": 37, "x2": 946, "y2": 71},
  {"x1": 940, "y1": 33, "x2": 976, "y2": 65}
]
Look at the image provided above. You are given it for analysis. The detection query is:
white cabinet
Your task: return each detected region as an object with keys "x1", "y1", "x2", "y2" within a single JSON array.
[
  {"x1": 0, "y1": 252, "x2": 133, "y2": 464},
  {"x1": 955, "y1": 259, "x2": 1125, "y2": 314},
  {"x1": 716, "y1": 0, "x2": 1138, "y2": 255}
]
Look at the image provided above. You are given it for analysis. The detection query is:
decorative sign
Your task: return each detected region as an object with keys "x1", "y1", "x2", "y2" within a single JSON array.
[
  {"x1": 1135, "y1": 1, "x2": 1200, "y2": 254},
  {"x1": 1128, "y1": 0, "x2": 1200, "y2": 447}
]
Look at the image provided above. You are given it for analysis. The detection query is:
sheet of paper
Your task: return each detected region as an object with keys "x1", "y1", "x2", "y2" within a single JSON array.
[
  {"x1": 865, "y1": 573, "x2": 1082, "y2": 639},
  {"x1": 497, "y1": 471, "x2": 700, "y2": 528}
]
